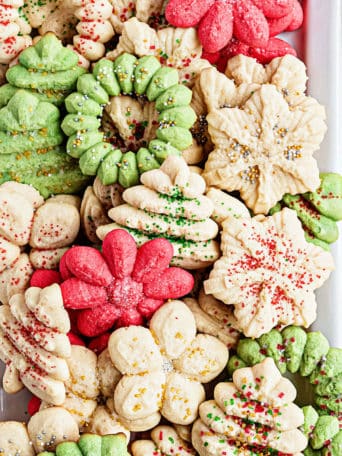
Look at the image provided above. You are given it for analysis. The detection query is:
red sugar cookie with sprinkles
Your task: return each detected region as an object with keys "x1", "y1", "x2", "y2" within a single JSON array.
[{"x1": 60, "y1": 229, "x2": 194, "y2": 337}]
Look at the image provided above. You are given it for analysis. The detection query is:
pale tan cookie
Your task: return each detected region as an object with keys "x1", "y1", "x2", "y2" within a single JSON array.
[
  {"x1": 0, "y1": 421, "x2": 35, "y2": 456},
  {"x1": 203, "y1": 84, "x2": 326, "y2": 214},
  {"x1": 132, "y1": 425, "x2": 196, "y2": 456},
  {"x1": 98, "y1": 156, "x2": 220, "y2": 269},
  {"x1": 109, "y1": 0, "x2": 165, "y2": 33},
  {"x1": 192, "y1": 358, "x2": 307, "y2": 456},
  {"x1": 0, "y1": 284, "x2": 71, "y2": 405},
  {"x1": 206, "y1": 188, "x2": 250, "y2": 225},
  {"x1": 0, "y1": 182, "x2": 80, "y2": 303},
  {"x1": 108, "y1": 300, "x2": 229, "y2": 431},
  {"x1": 204, "y1": 209, "x2": 334, "y2": 338},
  {"x1": 80, "y1": 186, "x2": 111, "y2": 243},
  {"x1": 0, "y1": 0, "x2": 32, "y2": 64},
  {"x1": 93, "y1": 176, "x2": 124, "y2": 210},
  {"x1": 184, "y1": 290, "x2": 240, "y2": 349},
  {"x1": 86, "y1": 404, "x2": 130, "y2": 440},
  {"x1": 97, "y1": 347, "x2": 121, "y2": 397},
  {"x1": 71, "y1": 0, "x2": 115, "y2": 62},
  {"x1": 27, "y1": 407, "x2": 79, "y2": 452},
  {"x1": 40, "y1": 345, "x2": 99, "y2": 428}
]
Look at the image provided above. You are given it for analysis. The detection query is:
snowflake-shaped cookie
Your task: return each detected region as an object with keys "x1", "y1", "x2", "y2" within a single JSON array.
[
  {"x1": 108, "y1": 300, "x2": 228, "y2": 431},
  {"x1": 204, "y1": 208, "x2": 334, "y2": 338},
  {"x1": 203, "y1": 84, "x2": 326, "y2": 214}
]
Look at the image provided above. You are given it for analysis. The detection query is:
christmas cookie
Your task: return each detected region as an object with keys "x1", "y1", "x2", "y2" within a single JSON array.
[
  {"x1": 228, "y1": 326, "x2": 342, "y2": 427},
  {"x1": 184, "y1": 289, "x2": 240, "y2": 349},
  {"x1": 61, "y1": 53, "x2": 197, "y2": 186},
  {"x1": 1, "y1": 34, "x2": 86, "y2": 106},
  {"x1": 109, "y1": 0, "x2": 166, "y2": 33},
  {"x1": 60, "y1": 229, "x2": 194, "y2": 336},
  {"x1": 204, "y1": 208, "x2": 334, "y2": 338},
  {"x1": 108, "y1": 299, "x2": 229, "y2": 431},
  {"x1": 0, "y1": 89, "x2": 89, "y2": 197},
  {"x1": 202, "y1": 82, "x2": 326, "y2": 214},
  {"x1": 271, "y1": 172, "x2": 342, "y2": 250},
  {"x1": 0, "y1": 183, "x2": 80, "y2": 305},
  {"x1": 27, "y1": 407, "x2": 79, "y2": 452},
  {"x1": 0, "y1": 0, "x2": 32, "y2": 64},
  {"x1": 0, "y1": 284, "x2": 71, "y2": 405},
  {"x1": 132, "y1": 425, "x2": 196, "y2": 455},
  {"x1": 97, "y1": 156, "x2": 220, "y2": 269},
  {"x1": 165, "y1": 0, "x2": 302, "y2": 53},
  {"x1": 39, "y1": 345, "x2": 100, "y2": 429},
  {"x1": 192, "y1": 358, "x2": 307, "y2": 455},
  {"x1": 36, "y1": 432, "x2": 130, "y2": 456},
  {"x1": 0, "y1": 421, "x2": 34, "y2": 456}
]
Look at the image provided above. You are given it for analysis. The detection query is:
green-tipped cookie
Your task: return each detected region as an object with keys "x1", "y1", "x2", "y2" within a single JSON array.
[
  {"x1": 37, "y1": 433, "x2": 129, "y2": 456},
  {"x1": 0, "y1": 90, "x2": 89, "y2": 197},
  {"x1": 4, "y1": 33, "x2": 86, "y2": 106},
  {"x1": 61, "y1": 54, "x2": 196, "y2": 187},
  {"x1": 272, "y1": 173, "x2": 342, "y2": 250}
]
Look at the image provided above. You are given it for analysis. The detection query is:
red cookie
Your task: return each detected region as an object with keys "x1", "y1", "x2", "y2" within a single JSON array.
[
  {"x1": 251, "y1": 0, "x2": 294, "y2": 19},
  {"x1": 88, "y1": 332, "x2": 111, "y2": 354},
  {"x1": 27, "y1": 395, "x2": 41, "y2": 416},
  {"x1": 67, "y1": 332, "x2": 86, "y2": 346},
  {"x1": 233, "y1": 0, "x2": 269, "y2": 48},
  {"x1": 60, "y1": 230, "x2": 194, "y2": 337},
  {"x1": 198, "y1": 0, "x2": 234, "y2": 54},
  {"x1": 268, "y1": 8, "x2": 294, "y2": 37},
  {"x1": 286, "y1": 0, "x2": 303, "y2": 31},
  {"x1": 30, "y1": 269, "x2": 62, "y2": 288},
  {"x1": 165, "y1": 0, "x2": 215, "y2": 27}
]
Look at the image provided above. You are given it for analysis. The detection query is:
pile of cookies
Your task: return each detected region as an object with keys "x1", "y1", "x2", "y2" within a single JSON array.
[{"x1": 0, "y1": 1, "x2": 341, "y2": 455}]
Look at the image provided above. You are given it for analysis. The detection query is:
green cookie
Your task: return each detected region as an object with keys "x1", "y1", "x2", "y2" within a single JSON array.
[
  {"x1": 146, "y1": 67, "x2": 179, "y2": 101},
  {"x1": 155, "y1": 84, "x2": 193, "y2": 112},
  {"x1": 134, "y1": 55, "x2": 161, "y2": 95},
  {"x1": 113, "y1": 53, "x2": 137, "y2": 94}
]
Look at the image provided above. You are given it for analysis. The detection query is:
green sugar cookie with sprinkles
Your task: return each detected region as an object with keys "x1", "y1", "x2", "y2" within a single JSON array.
[
  {"x1": 227, "y1": 326, "x2": 342, "y2": 455},
  {"x1": 61, "y1": 53, "x2": 197, "y2": 187}
]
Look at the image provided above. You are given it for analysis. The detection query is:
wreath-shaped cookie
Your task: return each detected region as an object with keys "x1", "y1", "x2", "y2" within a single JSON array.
[
  {"x1": 61, "y1": 53, "x2": 196, "y2": 187},
  {"x1": 227, "y1": 328, "x2": 342, "y2": 455}
]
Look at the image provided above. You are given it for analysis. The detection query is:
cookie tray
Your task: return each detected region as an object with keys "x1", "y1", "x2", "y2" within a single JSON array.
[{"x1": 0, "y1": 0, "x2": 341, "y2": 422}]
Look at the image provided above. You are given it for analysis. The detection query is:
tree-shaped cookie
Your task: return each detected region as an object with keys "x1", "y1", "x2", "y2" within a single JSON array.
[
  {"x1": 0, "y1": 33, "x2": 86, "y2": 106},
  {"x1": 97, "y1": 156, "x2": 220, "y2": 269},
  {"x1": 0, "y1": 89, "x2": 89, "y2": 197},
  {"x1": 192, "y1": 358, "x2": 307, "y2": 455},
  {"x1": 0, "y1": 284, "x2": 71, "y2": 405}
]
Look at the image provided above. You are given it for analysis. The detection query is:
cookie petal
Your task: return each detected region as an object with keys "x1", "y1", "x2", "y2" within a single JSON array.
[
  {"x1": 60, "y1": 277, "x2": 108, "y2": 309},
  {"x1": 64, "y1": 246, "x2": 113, "y2": 286},
  {"x1": 144, "y1": 267, "x2": 194, "y2": 300},
  {"x1": 77, "y1": 304, "x2": 120, "y2": 337},
  {"x1": 102, "y1": 229, "x2": 137, "y2": 279},
  {"x1": 132, "y1": 238, "x2": 173, "y2": 283}
]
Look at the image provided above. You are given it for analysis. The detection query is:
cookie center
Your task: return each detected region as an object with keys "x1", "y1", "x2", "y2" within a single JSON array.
[
  {"x1": 161, "y1": 356, "x2": 174, "y2": 374},
  {"x1": 106, "y1": 276, "x2": 144, "y2": 308},
  {"x1": 102, "y1": 96, "x2": 158, "y2": 153}
]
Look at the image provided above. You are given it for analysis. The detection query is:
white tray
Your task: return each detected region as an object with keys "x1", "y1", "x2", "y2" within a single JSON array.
[{"x1": 1, "y1": 0, "x2": 341, "y2": 422}]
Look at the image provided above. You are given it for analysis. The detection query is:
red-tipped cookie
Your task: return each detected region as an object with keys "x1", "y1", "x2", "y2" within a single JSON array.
[{"x1": 60, "y1": 230, "x2": 194, "y2": 337}]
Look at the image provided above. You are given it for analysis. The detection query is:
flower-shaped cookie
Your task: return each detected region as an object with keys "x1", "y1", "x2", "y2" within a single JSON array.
[
  {"x1": 132, "y1": 425, "x2": 196, "y2": 455},
  {"x1": 204, "y1": 208, "x2": 334, "y2": 338},
  {"x1": 165, "y1": 0, "x2": 302, "y2": 54},
  {"x1": 0, "y1": 182, "x2": 80, "y2": 305},
  {"x1": 107, "y1": 17, "x2": 211, "y2": 88},
  {"x1": 97, "y1": 156, "x2": 220, "y2": 269},
  {"x1": 60, "y1": 229, "x2": 194, "y2": 337},
  {"x1": 184, "y1": 289, "x2": 240, "y2": 349},
  {"x1": 108, "y1": 300, "x2": 228, "y2": 431},
  {"x1": 192, "y1": 358, "x2": 307, "y2": 455},
  {"x1": 203, "y1": 84, "x2": 326, "y2": 214},
  {"x1": 0, "y1": 284, "x2": 71, "y2": 405},
  {"x1": 39, "y1": 345, "x2": 100, "y2": 429}
]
